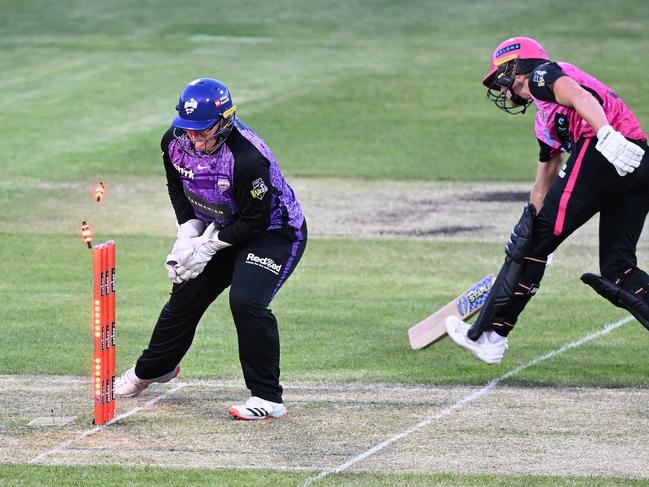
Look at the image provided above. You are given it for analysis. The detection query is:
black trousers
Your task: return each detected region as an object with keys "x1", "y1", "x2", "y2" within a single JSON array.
[
  {"x1": 135, "y1": 221, "x2": 307, "y2": 403},
  {"x1": 531, "y1": 137, "x2": 649, "y2": 273},
  {"x1": 495, "y1": 137, "x2": 649, "y2": 334}
]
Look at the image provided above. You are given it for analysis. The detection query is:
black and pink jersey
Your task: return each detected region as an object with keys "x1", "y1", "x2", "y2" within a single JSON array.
[
  {"x1": 529, "y1": 62, "x2": 646, "y2": 161},
  {"x1": 162, "y1": 119, "x2": 304, "y2": 245}
]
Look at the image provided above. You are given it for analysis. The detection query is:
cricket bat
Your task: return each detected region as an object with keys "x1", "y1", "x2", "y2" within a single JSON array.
[{"x1": 408, "y1": 274, "x2": 495, "y2": 350}]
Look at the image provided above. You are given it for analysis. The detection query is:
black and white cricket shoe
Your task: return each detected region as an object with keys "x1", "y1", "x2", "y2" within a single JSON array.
[{"x1": 228, "y1": 396, "x2": 287, "y2": 420}]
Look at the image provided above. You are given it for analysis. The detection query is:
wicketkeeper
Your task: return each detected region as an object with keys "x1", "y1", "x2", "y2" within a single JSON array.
[
  {"x1": 115, "y1": 78, "x2": 307, "y2": 420},
  {"x1": 445, "y1": 37, "x2": 649, "y2": 364}
]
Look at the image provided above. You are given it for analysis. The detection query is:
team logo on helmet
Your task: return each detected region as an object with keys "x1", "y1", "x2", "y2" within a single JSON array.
[{"x1": 184, "y1": 98, "x2": 198, "y2": 114}]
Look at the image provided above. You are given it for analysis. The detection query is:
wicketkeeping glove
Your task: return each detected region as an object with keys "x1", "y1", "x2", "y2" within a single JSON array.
[
  {"x1": 171, "y1": 223, "x2": 233, "y2": 282},
  {"x1": 165, "y1": 219, "x2": 206, "y2": 283},
  {"x1": 596, "y1": 125, "x2": 645, "y2": 176}
]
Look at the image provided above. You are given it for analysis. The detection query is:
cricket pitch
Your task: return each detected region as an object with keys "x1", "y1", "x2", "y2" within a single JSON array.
[{"x1": 2, "y1": 375, "x2": 648, "y2": 479}]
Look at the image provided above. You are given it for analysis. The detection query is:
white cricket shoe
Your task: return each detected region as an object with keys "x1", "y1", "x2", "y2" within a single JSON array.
[
  {"x1": 114, "y1": 365, "x2": 180, "y2": 398},
  {"x1": 228, "y1": 396, "x2": 287, "y2": 420},
  {"x1": 444, "y1": 316, "x2": 508, "y2": 365}
]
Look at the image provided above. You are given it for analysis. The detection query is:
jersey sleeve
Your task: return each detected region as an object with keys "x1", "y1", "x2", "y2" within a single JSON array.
[
  {"x1": 161, "y1": 127, "x2": 195, "y2": 225},
  {"x1": 537, "y1": 137, "x2": 562, "y2": 162},
  {"x1": 217, "y1": 151, "x2": 272, "y2": 245},
  {"x1": 528, "y1": 62, "x2": 566, "y2": 103}
]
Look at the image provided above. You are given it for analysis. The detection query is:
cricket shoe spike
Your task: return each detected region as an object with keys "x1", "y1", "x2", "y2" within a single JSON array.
[
  {"x1": 228, "y1": 396, "x2": 287, "y2": 420},
  {"x1": 114, "y1": 365, "x2": 180, "y2": 398},
  {"x1": 444, "y1": 316, "x2": 508, "y2": 364}
]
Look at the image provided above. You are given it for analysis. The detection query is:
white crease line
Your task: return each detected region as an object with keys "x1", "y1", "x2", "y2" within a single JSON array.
[
  {"x1": 299, "y1": 315, "x2": 634, "y2": 487},
  {"x1": 29, "y1": 383, "x2": 188, "y2": 464}
]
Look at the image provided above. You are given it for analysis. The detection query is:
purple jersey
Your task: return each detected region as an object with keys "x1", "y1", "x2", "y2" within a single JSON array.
[{"x1": 162, "y1": 119, "x2": 304, "y2": 245}]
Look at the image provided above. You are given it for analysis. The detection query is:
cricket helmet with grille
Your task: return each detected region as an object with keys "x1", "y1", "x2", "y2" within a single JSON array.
[{"x1": 483, "y1": 37, "x2": 550, "y2": 114}]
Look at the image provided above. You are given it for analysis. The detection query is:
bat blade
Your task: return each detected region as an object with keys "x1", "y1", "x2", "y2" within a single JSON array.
[{"x1": 408, "y1": 274, "x2": 495, "y2": 350}]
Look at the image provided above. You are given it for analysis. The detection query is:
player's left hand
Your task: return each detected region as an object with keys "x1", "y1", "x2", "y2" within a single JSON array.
[{"x1": 596, "y1": 125, "x2": 645, "y2": 176}]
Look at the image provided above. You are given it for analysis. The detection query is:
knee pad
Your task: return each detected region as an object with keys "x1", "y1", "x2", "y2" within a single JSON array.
[{"x1": 582, "y1": 268, "x2": 649, "y2": 331}]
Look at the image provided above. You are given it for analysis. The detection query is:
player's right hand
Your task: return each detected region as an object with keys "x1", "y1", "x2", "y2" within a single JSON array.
[
  {"x1": 173, "y1": 263, "x2": 200, "y2": 282},
  {"x1": 165, "y1": 254, "x2": 184, "y2": 283},
  {"x1": 165, "y1": 219, "x2": 207, "y2": 283},
  {"x1": 596, "y1": 125, "x2": 644, "y2": 176}
]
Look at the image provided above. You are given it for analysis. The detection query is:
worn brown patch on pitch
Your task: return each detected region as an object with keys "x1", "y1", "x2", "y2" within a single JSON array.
[{"x1": 4, "y1": 178, "x2": 615, "y2": 246}]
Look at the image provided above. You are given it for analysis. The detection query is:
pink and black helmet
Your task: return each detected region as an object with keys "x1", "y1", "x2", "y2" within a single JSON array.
[{"x1": 482, "y1": 37, "x2": 550, "y2": 88}]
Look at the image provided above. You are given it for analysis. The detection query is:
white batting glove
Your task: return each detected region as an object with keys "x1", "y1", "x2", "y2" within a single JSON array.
[{"x1": 596, "y1": 125, "x2": 644, "y2": 176}]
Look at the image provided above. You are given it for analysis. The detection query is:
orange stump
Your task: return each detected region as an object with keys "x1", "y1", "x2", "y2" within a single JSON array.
[
  {"x1": 107, "y1": 243, "x2": 116, "y2": 421},
  {"x1": 92, "y1": 241, "x2": 116, "y2": 425}
]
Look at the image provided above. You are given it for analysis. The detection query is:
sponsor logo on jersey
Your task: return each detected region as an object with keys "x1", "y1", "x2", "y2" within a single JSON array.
[
  {"x1": 245, "y1": 253, "x2": 282, "y2": 275},
  {"x1": 250, "y1": 178, "x2": 268, "y2": 200},
  {"x1": 173, "y1": 163, "x2": 194, "y2": 179},
  {"x1": 183, "y1": 188, "x2": 232, "y2": 221},
  {"x1": 539, "y1": 109, "x2": 547, "y2": 124}
]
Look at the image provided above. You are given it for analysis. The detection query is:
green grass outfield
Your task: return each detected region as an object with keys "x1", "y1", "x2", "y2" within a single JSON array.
[
  {"x1": 2, "y1": 0, "x2": 649, "y2": 485},
  {"x1": 2, "y1": 465, "x2": 648, "y2": 487},
  {"x1": 3, "y1": 0, "x2": 649, "y2": 182},
  {"x1": 2, "y1": 234, "x2": 647, "y2": 389}
]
